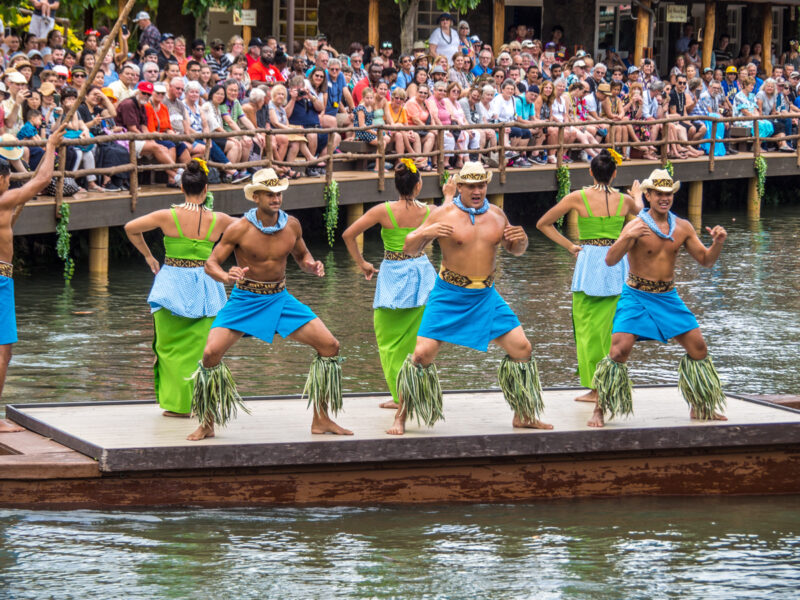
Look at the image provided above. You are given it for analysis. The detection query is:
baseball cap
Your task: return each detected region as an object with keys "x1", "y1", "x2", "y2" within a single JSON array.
[
  {"x1": 575, "y1": 49, "x2": 588, "y2": 57},
  {"x1": 726, "y1": 65, "x2": 737, "y2": 73},
  {"x1": 71, "y1": 66, "x2": 87, "y2": 77},
  {"x1": 153, "y1": 82, "x2": 167, "y2": 94},
  {"x1": 160, "y1": 33, "x2": 175, "y2": 43},
  {"x1": 791, "y1": 71, "x2": 800, "y2": 79},
  {"x1": 703, "y1": 67, "x2": 713, "y2": 73},
  {"x1": 53, "y1": 65, "x2": 69, "y2": 76},
  {"x1": 134, "y1": 11, "x2": 151, "y2": 21},
  {"x1": 249, "y1": 37, "x2": 262, "y2": 48},
  {"x1": 27, "y1": 49, "x2": 43, "y2": 59},
  {"x1": 545, "y1": 42, "x2": 556, "y2": 49},
  {"x1": 144, "y1": 48, "x2": 159, "y2": 56},
  {"x1": 521, "y1": 40, "x2": 535, "y2": 48},
  {"x1": 137, "y1": 81, "x2": 154, "y2": 94},
  {"x1": 210, "y1": 38, "x2": 224, "y2": 49},
  {"x1": 470, "y1": 36, "x2": 481, "y2": 44},
  {"x1": 627, "y1": 65, "x2": 639, "y2": 74},
  {"x1": 527, "y1": 84, "x2": 540, "y2": 94},
  {"x1": 412, "y1": 41, "x2": 426, "y2": 51}
]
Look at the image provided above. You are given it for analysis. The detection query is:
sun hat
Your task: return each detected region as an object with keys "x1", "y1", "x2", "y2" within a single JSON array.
[
  {"x1": 39, "y1": 82, "x2": 56, "y2": 96},
  {"x1": 574, "y1": 60, "x2": 586, "y2": 68},
  {"x1": 0, "y1": 134, "x2": 24, "y2": 161},
  {"x1": 438, "y1": 12, "x2": 453, "y2": 23},
  {"x1": 641, "y1": 169, "x2": 680, "y2": 193},
  {"x1": 521, "y1": 40, "x2": 535, "y2": 48},
  {"x1": 412, "y1": 41, "x2": 427, "y2": 51},
  {"x1": 102, "y1": 87, "x2": 118, "y2": 102},
  {"x1": 455, "y1": 161, "x2": 493, "y2": 184},
  {"x1": 596, "y1": 82, "x2": 611, "y2": 95},
  {"x1": 134, "y1": 11, "x2": 151, "y2": 21},
  {"x1": 27, "y1": 49, "x2": 43, "y2": 59},
  {"x1": 430, "y1": 65, "x2": 446, "y2": 75},
  {"x1": 726, "y1": 65, "x2": 737, "y2": 74},
  {"x1": 244, "y1": 168, "x2": 289, "y2": 200},
  {"x1": 153, "y1": 82, "x2": 167, "y2": 94},
  {"x1": 3, "y1": 70, "x2": 27, "y2": 85}
]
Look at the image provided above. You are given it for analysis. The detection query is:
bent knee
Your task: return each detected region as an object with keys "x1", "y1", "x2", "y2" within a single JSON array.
[
  {"x1": 202, "y1": 347, "x2": 223, "y2": 368},
  {"x1": 317, "y1": 336, "x2": 340, "y2": 357}
]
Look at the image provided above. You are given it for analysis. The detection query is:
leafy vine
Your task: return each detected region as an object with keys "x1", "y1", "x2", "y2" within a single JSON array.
[
  {"x1": 55, "y1": 202, "x2": 75, "y2": 282},
  {"x1": 323, "y1": 179, "x2": 340, "y2": 247},
  {"x1": 439, "y1": 168, "x2": 451, "y2": 190},
  {"x1": 555, "y1": 165, "x2": 571, "y2": 227},
  {"x1": 754, "y1": 156, "x2": 767, "y2": 201},
  {"x1": 664, "y1": 160, "x2": 674, "y2": 177}
]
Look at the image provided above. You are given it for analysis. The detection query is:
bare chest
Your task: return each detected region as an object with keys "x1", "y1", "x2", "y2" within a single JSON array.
[{"x1": 235, "y1": 227, "x2": 296, "y2": 263}]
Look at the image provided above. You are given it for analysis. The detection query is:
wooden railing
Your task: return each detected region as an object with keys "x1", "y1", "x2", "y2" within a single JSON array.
[{"x1": 10, "y1": 112, "x2": 799, "y2": 217}]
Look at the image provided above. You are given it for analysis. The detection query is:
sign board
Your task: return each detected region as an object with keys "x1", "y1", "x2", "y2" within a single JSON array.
[
  {"x1": 233, "y1": 9, "x2": 257, "y2": 27},
  {"x1": 666, "y1": 5, "x2": 687, "y2": 23}
]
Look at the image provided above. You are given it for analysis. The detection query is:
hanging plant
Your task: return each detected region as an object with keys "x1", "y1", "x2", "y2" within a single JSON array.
[
  {"x1": 754, "y1": 156, "x2": 767, "y2": 201},
  {"x1": 439, "y1": 168, "x2": 451, "y2": 191},
  {"x1": 323, "y1": 179, "x2": 340, "y2": 247},
  {"x1": 555, "y1": 165, "x2": 571, "y2": 227},
  {"x1": 664, "y1": 160, "x2": 674, "y2": 177},
  {"x1": 55, "y1": 202, "x2": 75, "y2": 282}
]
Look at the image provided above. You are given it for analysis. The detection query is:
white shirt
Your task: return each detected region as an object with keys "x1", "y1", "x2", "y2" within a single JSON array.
[
  {"x1": 200, "y1": 101, "x2": 223, "y2": 131},
  {"x1": 489, "y1": 95, "x2": 516, "y2": 122},
  {"x1": 429, "y1": 27, "x2": 460, "y2": 65}
]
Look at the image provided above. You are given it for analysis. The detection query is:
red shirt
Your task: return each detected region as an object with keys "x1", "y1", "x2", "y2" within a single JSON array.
[
  {"x1": 248, "y1": 61, "x2": 284, "y2": 84},
  {"x1": 145, "y1": 102, "x2": 171, "y2": 132}
]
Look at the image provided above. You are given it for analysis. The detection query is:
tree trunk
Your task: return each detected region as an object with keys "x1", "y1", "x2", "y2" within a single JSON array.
[{"x1": 399, "y1": 0, "x2": 421, "y2": 56}]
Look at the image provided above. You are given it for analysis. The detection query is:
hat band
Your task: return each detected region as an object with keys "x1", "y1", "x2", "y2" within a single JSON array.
[
  {"x1": 460, "y1": 173, "x2": 489, "y2": 181},
  {"x1": 651, "y1": 178, "x2": 674, "y2": 188}
]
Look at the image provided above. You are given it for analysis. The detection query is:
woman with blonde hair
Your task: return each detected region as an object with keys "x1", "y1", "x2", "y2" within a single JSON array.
[
  {"x1": 224, "y1": 35, "x2": 245, "y2": 65},
  {"x1": 385, "y1": 87, "x2": 424, "y2": 161},
  {"x1": 269, "y1": 83, "x2": 313, "y2": 178}
]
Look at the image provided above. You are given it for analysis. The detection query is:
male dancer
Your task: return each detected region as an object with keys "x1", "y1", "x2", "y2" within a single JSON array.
[
  {"x1": 187, "y1": 168, "x2": 352, "y2": 440},
  {"x1": 388, "y1": 162, "x2": 552, "y2": 435},
  {"x1": 590, "y1": 169, "x2": 728, "y2": 427},
  {"x1": 0, "y1": 126, "x2": 64, "y2": 432}
]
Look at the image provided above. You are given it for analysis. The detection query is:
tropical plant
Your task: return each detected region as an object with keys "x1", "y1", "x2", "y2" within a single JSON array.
[{"x1": 323, "y1": 179, "x2": 340, "y2": 247}]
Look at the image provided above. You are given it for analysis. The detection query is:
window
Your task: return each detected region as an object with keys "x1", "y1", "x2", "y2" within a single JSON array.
[
  {"x1": 274, "y1": 0, "x2": 319, "y2": 41},
  {"x1": 417, "y1": 0, "x2": 441, "y2": 41}
]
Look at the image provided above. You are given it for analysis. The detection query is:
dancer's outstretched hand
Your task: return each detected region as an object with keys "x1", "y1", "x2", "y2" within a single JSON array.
[
  {"x1": 360, "y1": 261, "x2": 377, "y2": 280},
  {"x1": 146, "y1": 256, "x2": 160, "y2": 274},
  {"x1": 226, "y1": 265, "x2": 249, "y2": 284},
  {"x1": 503, "y1": 225, "x2": 527, "y2": 244},
  {"x1": 442, "y1": 175, "x2": 457, "y2": 200},
  {"x1": 706, "y1": 225, "x2": 727, "y2": 244}
]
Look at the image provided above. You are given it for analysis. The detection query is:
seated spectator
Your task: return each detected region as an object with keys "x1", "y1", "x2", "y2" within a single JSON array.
[
  {"x1": 406, "y1": 67, "x2": 430, "y2": 99},
  {"x1": 385, "y1": 87, "x2": 424, "y2": 164},
  {"x1": 489, "y1": 79, "x2": 530, "y2": 167},
  {"x1": 60, "y1": 87, "x2": 107, "y2": 192},
  {"x1": 182, "y1": 80, "x2": 239, "y2": 182},
  {"x1": 624, "y1": 84, "x2": 658, "y2": 160},
  {"x1": 268, "y1": 83, "x2": 314, "y2": 179},
  {"x1": 458, "y1": 84, "x2": 494, "y2": 162},
  {"x1": 79, "y1": 86, "x2": 131, "y2": 190},
  {"x1": 220, "y1": 78, "x2": 258, "y2": 165},
  {"x1": 200, "y1": 84, "x2": 249, "y2": 182},
  {"x1": 755, "y1": 78, "x2": 793, "y2": 151},
  {"x1": 17, "y1": 104, "x2": 46, "y2": 170},
  {"x1": 354, "y1": 88, "x2": 391, "y2": 171},
  {"x1": 404, "y1": 84, "x2": 436, "y2": 170},
  {"x1": 285, "y1": 76, "x2": 326, "y2": 176},
  {"x1": 667, "y1": 74, "x2": 703, "y2": 158},
  {"x1": 145, "y1": 82, "x2": 191, "y2": 183}
]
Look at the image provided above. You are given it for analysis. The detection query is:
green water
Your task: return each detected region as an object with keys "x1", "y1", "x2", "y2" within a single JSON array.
[{"x1": 0, "y1": 207, "x2": 798, "y2": 598}]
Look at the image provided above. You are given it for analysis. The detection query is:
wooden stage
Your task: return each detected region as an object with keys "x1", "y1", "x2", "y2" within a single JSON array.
[{"x1": 1, "y1": 386, "x2": 799, "y2": 508}]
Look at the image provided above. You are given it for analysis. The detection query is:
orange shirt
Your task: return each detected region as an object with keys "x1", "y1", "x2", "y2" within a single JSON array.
[
  {"x1": 145, "y1": 102, "x2": 171, "y2": 133},
  {"x1": 387, "y1": 103, "x2": 408, "y2": 125}
]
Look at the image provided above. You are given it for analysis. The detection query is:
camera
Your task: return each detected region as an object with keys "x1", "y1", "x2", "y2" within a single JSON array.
[
  {"x1": 297, "y1": 89, "x2": 307, "y2": 98},
  {"x1": 122, "y1": 25, "x2": 128, "y2": 35}
]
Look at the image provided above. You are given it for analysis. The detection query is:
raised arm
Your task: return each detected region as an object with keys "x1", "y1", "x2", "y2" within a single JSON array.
[
  {"x1": 536, "y1": 191, "x2": 582, "y2": 257},
  {"x1": 606, "y1": 217, "x2": 651, "y2": 266},
  {"x1": 123, "y1": 209, "x2": 171, "y2": 274},
  {"x1": 289, "y1": 218, "x2": 324, "y2": 276},
  {"x1": 342, "y1": 203, "x2": 384, "y2": 279},
  {"x1": 206, "y1": 219, "x2": 248, "y2": 284},
  {"x1": 0, "y1": 126, "x2": 65, "y2": 211},
  {"x1": 683, "y1": 221, "x2": 727, "y2": 267},
  {"x1": 501, "y1": 210, "x2": 528, "y2": 256},
  {"x1": 403, "y1": 208, "x2": 453, "y2": 255}
]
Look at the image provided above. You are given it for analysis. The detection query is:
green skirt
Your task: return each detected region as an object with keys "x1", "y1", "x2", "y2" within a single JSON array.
[
  {"x1": 153, "y1": 309, "x2": 214, "y2": 414},
  {"x1": 374, "y1": 306, "x2": 425, "y2": 403},
  {"x1": 572, "y1": 292, "x2": 620, "y2": 389}
]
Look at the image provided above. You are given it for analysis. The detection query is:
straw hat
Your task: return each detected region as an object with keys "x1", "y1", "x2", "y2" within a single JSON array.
[
  {"x1": 596, "y1": 82, "x2": 611, "y2": 95},
  {"x1": 641, "y1": 168, "x2": 680, "y2": 193},
  {"x1": 0, "y1": 134, "x2": 23, "y2": 161},
  {"x1": 244, "y1": 168, "x2": 289, "y2": 200},
  {"x1": 455, "y1": 161, "x2": 493, "y2": 184}
]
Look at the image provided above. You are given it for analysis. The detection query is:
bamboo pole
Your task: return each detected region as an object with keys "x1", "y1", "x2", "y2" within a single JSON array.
[
  {"x1": 762, "y1": 4, "x2": 773, "y2": 77},
  {"x1": 377, "y1": 126, "x2": 386, "y2": 192},
  {"x1": 634, "y1": 0, "x2": 651, "y2": 67},
  {"x1": 436, "y1": 129, "x2": 445, "y2": 178},
  {"x1": 556, "y1": 126, "x2": 565, "y2": 168},
  {"x1": 702, "y1": 1, "x2": 716, "y2": 70},
  {"x1": 498, "y1": 126, "x2": 506, "y2": 184},
  {"x1": 368, "y1": 0, "x2": 379, "y2": 49},
  {"x1": 493, "y1": 0, "x2": 505, "y2": 55},
  {"x1": 129, "y1": 139, "x2": 139, "y2": 212}
]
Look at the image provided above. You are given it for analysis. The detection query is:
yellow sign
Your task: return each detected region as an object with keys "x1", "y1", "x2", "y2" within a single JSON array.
[
  {"x1": 666, "y1": 5, "x2": 687, "y2": 23},
  {"x1": 233, "y1": 9, "x2": 257, "y2": 27}
]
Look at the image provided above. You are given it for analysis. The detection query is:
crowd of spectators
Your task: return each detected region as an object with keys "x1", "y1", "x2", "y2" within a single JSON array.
[{"x1": 2, "y1": 9, "x2": 800, "y2": 195}]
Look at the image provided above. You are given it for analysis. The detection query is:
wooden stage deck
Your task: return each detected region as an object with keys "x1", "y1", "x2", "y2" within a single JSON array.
[
  {"x1": 15, "y1": 151, "x2": 800, "y2": 236},
  {"x1": 0, "y1": 386, "x2": 798, "y2": 508}
]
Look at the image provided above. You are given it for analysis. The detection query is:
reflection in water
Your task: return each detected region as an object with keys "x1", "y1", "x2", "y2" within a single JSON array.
[{"x1": 0, "y1": 497, "x2": 797, "y2": 599}]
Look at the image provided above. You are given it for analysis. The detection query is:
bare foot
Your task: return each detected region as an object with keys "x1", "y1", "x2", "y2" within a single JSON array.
[
  {"x1": 386, "y1": 405, "x2": 406, "y2": 435},
  {"x1": 512, "y1": 416, "x2": 554, "y2": 430},
  {"x1": 379, "y1": 400, "x2": 398, "y2": 409},
  {"x1": 311, "y1": 414, "x2": 353, "y2": 435},
  {"x1": 574, "y1": 389, "x2": 598, "y2": 403},
  {"x1": 690, "y1": 409, "x2": 728, "y2": 421},
  {"x1": 0, "y1": 419, "x2": 24, "y2": 433},
  {"x1": 187, "y1": 424, "x2": 215, "y2": 440},
  {"x1": 163, "y1": 411, "x2": 191, "y2": 418},
  {"x1": 587, "y1": 406, "x2": 605, "y2": 427}
]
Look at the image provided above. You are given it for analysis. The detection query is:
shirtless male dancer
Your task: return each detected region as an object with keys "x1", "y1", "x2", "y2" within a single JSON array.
[
  {"x1": 388, "y1": 162, "x2": 552, "y2": 435},
  {"x1": 0, "y1": 127, "x2": 64, "y2": 432},
  {"x1": 590, "y1": 168, "x2": 728, "y2": 427},
  {"x1": 187, "y1": 168, "x2": 352, "y2": 440}
]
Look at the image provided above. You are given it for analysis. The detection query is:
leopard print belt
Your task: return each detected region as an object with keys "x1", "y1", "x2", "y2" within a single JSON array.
[
  {"x1": 384, "y1": 250, "x2": 424, "y2": 261},
  {"x1": 0, "y1": 262, "x2": 12, "y2": 279},
  {"x1": 440, "y1": 267, "x2": 496, "y2": 289},
  {"x1": 236, "y1": 277, "x2": 287, "y2": 295},
  {"x1": 165, "y1": 258, "x2": 206, "y2": 268},
  {"x1": 627, "y1": 273, "x2": 675, "y2": 293},
  {"x1": 580, "y1": 238, "x2": 616, "y2": 247}
]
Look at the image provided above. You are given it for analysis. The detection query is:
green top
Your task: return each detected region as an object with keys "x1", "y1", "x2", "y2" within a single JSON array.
[
  {"x1": 577, "y1": 189, "x2": 626, "y2": 240},
  {"x1": 163, "y1": 208, "x2": 218, "y2": 260},
  {"x1": 380, "y1": 201, "x2": 430, "y2": 252}
]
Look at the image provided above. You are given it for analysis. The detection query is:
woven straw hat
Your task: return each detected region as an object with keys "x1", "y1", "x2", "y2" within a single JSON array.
[
  {"x1": 0, "y1": 134, "x2": 23, "y2": 161},
  {"x1": 455, "y1": 161, "x2": 493, "y2": 184},
  {"x1": 244, "y1": 168, "x2": 289, "y2": 200},
  {"x1": 641, "y1": 168, "x2": 680, "y2": 193}
]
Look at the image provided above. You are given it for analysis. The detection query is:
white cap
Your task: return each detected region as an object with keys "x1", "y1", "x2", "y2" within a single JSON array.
[
  {"x1": 53, "y1": 65, "x2": 69, "y2": 76},
  {"x1": 574, "y1": 60, "x2": 586, "y2": 67},
  {"x1": 134, "y1": 11, "x2": 150, "y2": 21},
  {"x1": 153, "y1": 82, "x2": 167, "y2": 93}
]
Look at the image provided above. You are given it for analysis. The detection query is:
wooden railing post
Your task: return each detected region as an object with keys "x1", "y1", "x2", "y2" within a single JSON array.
[
  {"x1": 436, "y1": 129, "x2": 445, "y2": 177},
  {"x1": 54, "y1": 144, "x2": 65, "y2": 219},
  {"x1": 377, "y1": 126, "x2": 386, "y2": 192},
  {"x1": 264, "y1": 133, "x2": 273, "y2": 168},
  {"x1": 498, "y1": 124, "x2": 506, "y2": 184},
  {"x1": 660, "y1": 123, "x2": 669, "y2": 166},
  {"x1": 708, "y1": 116, "x2": 716, "y2": 172},
  {"x1": 129, "y1": 140, "x2": 139, "y2": 212},
  {"x1": 556, "y1": 125, "x2": 565, "y2": 168},
  {"x1": 754, "y1": 118, "x2": 761, "y2": 157}
]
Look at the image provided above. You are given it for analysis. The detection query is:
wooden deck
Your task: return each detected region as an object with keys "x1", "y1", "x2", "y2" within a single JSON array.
[
  {"x1": 0, "y1": 386, "x2": 798, "y2": 509},
  {"x1": 14, "y1": 151, "x2": 800, "y2": 236}
]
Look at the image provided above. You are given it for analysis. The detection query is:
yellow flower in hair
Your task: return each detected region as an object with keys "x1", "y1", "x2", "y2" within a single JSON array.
[
  {"x1": 608, "y1": 149, "x2": 624, "y2": 166},
  {"x1": 400, "y1": 157, "x2": 418, "y2": 174},
  {"x1": 192, "y1": 157, "x2": 209, "y2": 175}
]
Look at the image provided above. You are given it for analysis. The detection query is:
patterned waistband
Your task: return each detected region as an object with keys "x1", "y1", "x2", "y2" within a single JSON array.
[
  {"x1": 627, "y1": 273, "x2": 675, "y2": 293},
  {"x1": 580, "y1": 238, "x2": 616, "y2": 247},
  {"x1": 384, "y1": 250, "x2": 424, "y2": 261},
  {"x1": 0, "y1": 262, "x2": 12, "y2": 279},
  {"x1": 164, "y1": 257, "x2": 206, "y2": 268},
  {"x1": 236, "y1": 277, "x2": 287, "y2": 295},
  {"x1": 440, "y1": 267, "x2": 495, "y2": 289}
]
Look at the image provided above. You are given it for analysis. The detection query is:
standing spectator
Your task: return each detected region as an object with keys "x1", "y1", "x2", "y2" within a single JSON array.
[
  {"x1": 715, "y1": 34, "x2": 733, "y2": 69},
  {"x1": 157, "y1": 33, "x2": 178, "y2": 71},
  {"x1": 396, "y1": 54, "x2": 414, "y2": 89},
  {"x1": 29, "y1": 0, "x2": 59, "y2": 39},
  {"x1": 206, "y1": 38, "x2": 230, "y2": 83},
  {"x1": 428, "y1": 13, "x2": 460, "y2": 64},
  {"x1": 135, "y1": 11, "x2": 160, "y2": 53}
]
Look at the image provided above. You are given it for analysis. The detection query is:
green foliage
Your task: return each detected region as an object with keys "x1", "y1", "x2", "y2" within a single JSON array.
[
  {"x1": 394, "y1": 0, "x2": 481, "y2": 13},
  {"x1": 190, "y1": 360, "x2": 250, "y2": 427},
  {"x1": 592, "y1": 356, "x2": 633, "y2": 420},
  {"x1": 754, "y1": 156, "x2": 767, "y2": 201},
  {"x1": 678, "y1": 354, "x2": 726, "y2": 420},
  {"x1": 182, "y1": 0, "x2": 242, "y2": 19},
  {"x1": 323, "y1": 179, "x2": 340, "y2": 247},
  {"x1": 498, "y1": 355, "x2": 544, "y2": 422},
  {"x1": 397, "y1": 355, "x2": 444, "y2": 427},
  {"x1": 303, "y1": 355, "x2": 345, "y2": 416},
  {"x1": 439, "y1": 168, "x2": 451, "y2": 190},
  {"x1": 664, "y1": 160, "x2": 674, "y2": 177},
  {"x1": 554, "y1": 164, "x2": 571, "y2": 227},
  {"x1": 55, "y1": 202, "x2": 75, "y2": 282}
]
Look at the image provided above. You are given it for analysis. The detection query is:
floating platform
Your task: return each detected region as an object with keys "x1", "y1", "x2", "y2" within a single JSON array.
[{"x1": 1, "y1": 386, "x2": 799, "y2": 508}]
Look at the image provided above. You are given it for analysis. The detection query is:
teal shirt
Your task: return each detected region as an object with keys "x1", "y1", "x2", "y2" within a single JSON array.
[{"x1": 515, "y1": 96, "x2": 536, "y2": 121}]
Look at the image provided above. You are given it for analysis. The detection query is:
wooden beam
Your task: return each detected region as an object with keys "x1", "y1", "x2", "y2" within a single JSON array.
[
  {"x1": 762, "y1": 3, "x2": 773, "y2": 76},
  {"x1": 688, "y1": 180, "x2": 703, "y2": 230},
  {"x1": 242, "y1": 0, "x2": 252, "y2": 46},
  {"x1": 493, "y1": 0, "x2": 505, "y2": 55},
  {"x1": 702, "y1": 1, "x2": 716, "y2": 69},
  {"x1": 369, "y1": 0, "x2": 379, "y2": 50},
  {"x1": 287, "y1": 0, "x2": 295, "y2": 56},
  {"x1": 633, "y1": 0, "x2": 651, "y2": 67}
]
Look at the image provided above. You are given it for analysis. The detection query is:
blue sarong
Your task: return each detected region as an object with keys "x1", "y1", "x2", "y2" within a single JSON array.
[
  {"x1": 612, "y1": 284, "x2": 699, "y2": 343},
  {"x1": 417, "y1": 277, "x2": 520, "y2": 352},
  {"x1": 211, "y1": 287, "x2": 316, "y2": 343},
  {"x1": 0, "y1": 276, "x2": 16, "y2": 345}
]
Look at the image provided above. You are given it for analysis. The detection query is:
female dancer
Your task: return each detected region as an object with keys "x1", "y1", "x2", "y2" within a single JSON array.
[
  {"x1": 342, "y1": 160, "x2": 444, "y2": 408},
  {"x1": 536, "y1": 151, "x2": 642, "y2": 404},
  {"x1": 124, "y1": 159, "x2": 233, "y2": 416}
]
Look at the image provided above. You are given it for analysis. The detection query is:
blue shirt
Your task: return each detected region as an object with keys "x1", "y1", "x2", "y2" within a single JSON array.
[
  {"x1": 515, "y1": 95, "x2": 536, "y2": 120},
  {"x1": 396, "y1": 70, "x2": 414, "y2": 89},
  {"x1": 325, "y1": 70, "x2": 346, "y2": 115},
  {"x1": 471, "y1": 64, "x2": 492, "y2": 77},
  {"x1": 17, "y1": 121, "x2": 39, "y2": 140},
  {"x1": 721, "y1": 79, "x2": 740, "y2": 101}
]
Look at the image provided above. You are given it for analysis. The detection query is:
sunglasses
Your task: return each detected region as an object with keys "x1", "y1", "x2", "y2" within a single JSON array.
[
  {"x1": 140, "y1": 92, "x2": 152, "y2": 96},
  {"x1": 213, "y1": 45, "x2": 224, "y2": 50},
  {"x1": 73, "y1": 73, "x2": 86, "y2": 78},
  {"x1": 57, "y1": 75, "x2": 67, "y2": 80}
]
